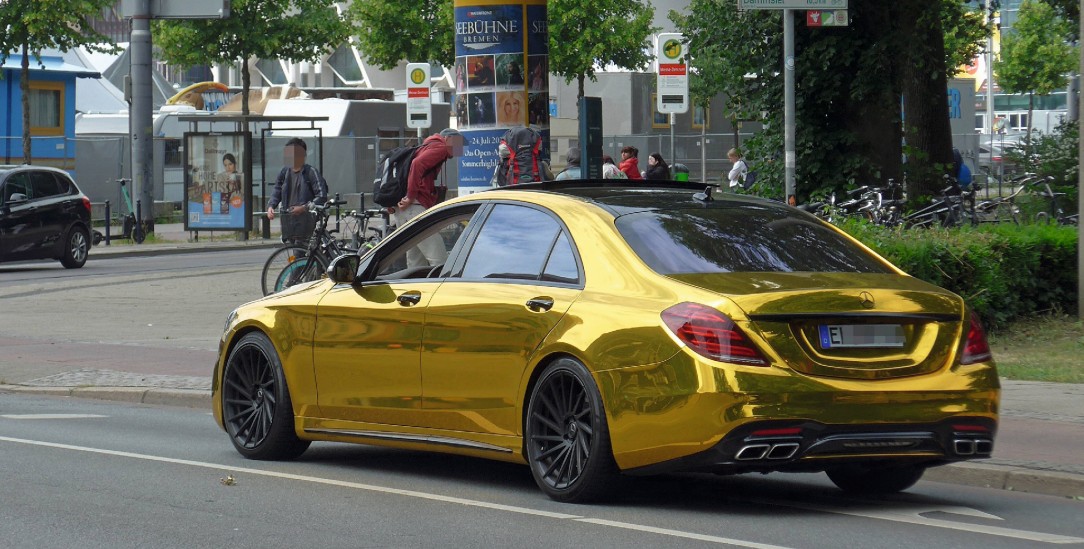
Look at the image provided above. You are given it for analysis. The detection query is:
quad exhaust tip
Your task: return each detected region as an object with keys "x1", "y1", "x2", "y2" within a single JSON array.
[
  {"x1": 953, "y1": 438, "x2": 994, "y2": 456},
  {"x1": 736, "y1": 442, "x2": 800, "y2": 461}
]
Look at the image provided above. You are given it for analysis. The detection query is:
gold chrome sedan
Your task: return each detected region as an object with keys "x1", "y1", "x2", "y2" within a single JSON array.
[{"x1": 213, "y1": 181, "x2": 998, "y2": 502}]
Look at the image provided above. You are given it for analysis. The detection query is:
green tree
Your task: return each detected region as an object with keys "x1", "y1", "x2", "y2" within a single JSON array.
[
  {"x1": 672, "y1": 0, "x2": 987, "y2": 202},
  {"x1": 548, "y1": 0, "x2": 656, "y2": 98},
  {"x1": 153, "y1": 0, "x2": 353, "y2": 115},
  {"x1": 996, "y1": 0, "x2": 1078, "y2": 144},
  {"x1": 348, "y1": 1, "x2": 454, "y2": 70},
  {"x1": 0, "y1": 0, "x2": 117, "y2": 163}
]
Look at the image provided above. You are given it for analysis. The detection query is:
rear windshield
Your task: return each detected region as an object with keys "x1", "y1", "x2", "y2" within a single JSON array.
[{"x1": 614, "y1": 203, "x2": 893, "y2": 274}]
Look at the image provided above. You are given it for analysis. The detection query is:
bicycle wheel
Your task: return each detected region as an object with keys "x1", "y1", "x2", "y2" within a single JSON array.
[
  {"x1": 274, "y1": 254, "x2": 328, "y2": 293},
  {"x1": 262, "y1": 245, "x2": 309, "y2": 296}
]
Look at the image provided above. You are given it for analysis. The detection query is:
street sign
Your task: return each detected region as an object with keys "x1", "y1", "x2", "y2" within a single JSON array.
[
  {"x1": 739, "y1": 0, "x2": 846, "y2": 9},
  {"x1": 807, "y1": 10, "x2": 849, "y2": 27},
  {"x1": 656, "y1": 33, "x2": 689, "y2": 115},
  {"x1": 405, "y1": 63, "x2": 432, "y2": 129},
  {"x1": 121, "y1": 0, "x2": 230, "y2": 18}
]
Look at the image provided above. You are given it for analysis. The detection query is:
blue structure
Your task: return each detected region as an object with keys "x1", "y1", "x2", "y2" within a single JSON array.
[{"x1": 1, "y1": 55, "x2": 100, "y2": 168}]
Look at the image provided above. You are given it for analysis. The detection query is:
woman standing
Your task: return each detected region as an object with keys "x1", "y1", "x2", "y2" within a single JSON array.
[{"x1": 726, "y1": 148, "x2": 749, "y2": 189}]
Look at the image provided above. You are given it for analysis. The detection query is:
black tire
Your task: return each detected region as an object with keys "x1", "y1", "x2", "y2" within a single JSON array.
[
  {"x1": 274, "y1": 254, "x2": 328, "y2": 293},
  {"x1": 525, "y1": 357, "x2": 618, "y2": 503},
  {"x1": 132, "y1": 222, "x2": 146, "y2": 244},
  {"x1": 826, "y1": 463, "x2": 926, "y2": 494},
  {"x1": 59, "y1": 227, "x2": 89, "y2": 269},
  {"x1": 261, "y1": 245, "x2": 309, "y2": 296},
  {"x1": 221, "y1": 332, "x2": 310, "y2": 460}
]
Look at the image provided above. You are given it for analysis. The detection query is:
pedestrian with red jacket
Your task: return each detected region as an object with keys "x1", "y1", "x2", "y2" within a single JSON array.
[
  {"x1": 619, "y1": 146, "x2": 643, "y2": 179},
  {"x1": 395, "y1": 128, "x2": 463, "y2": 267}
]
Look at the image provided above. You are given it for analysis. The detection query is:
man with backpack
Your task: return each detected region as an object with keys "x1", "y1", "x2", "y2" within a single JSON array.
[
  {"x1": 266, "y1": 137, "x2": 328, "y2": 243},
  {"x1": 394, "y1": 128, "x2": 463, "y2": 267}
]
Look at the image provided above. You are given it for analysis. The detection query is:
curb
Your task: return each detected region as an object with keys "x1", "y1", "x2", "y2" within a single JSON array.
[
  {"x1": 3, "y1": 383, "x2": 1083, "y2": 501},
  {"x1": 89, "y1": 241, "x2": 280, "y2": 260},
  {"x1": 0, "y1": 384, "x2": 210, "y2": 410}
]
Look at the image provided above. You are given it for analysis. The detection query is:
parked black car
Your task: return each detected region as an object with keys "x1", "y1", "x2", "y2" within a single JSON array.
[{"x1": 0, "y1": 165, "x2": 93, "y2": 268}]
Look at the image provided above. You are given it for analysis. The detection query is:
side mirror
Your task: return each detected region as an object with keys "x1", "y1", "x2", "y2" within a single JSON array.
[
  {"x1": 328, "y1": 254, "x2": 361, "y2": 285},
  {"x1": 7, "y1": 192, "x2": 28, "y2": 204}
]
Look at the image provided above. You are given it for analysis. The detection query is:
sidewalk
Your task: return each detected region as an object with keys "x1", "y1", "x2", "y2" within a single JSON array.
[{"x1": 2, "y1": 224, "x2": 1083, "y2": 501}]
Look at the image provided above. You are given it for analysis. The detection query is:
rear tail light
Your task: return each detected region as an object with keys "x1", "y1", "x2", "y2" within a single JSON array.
[
  {"x1": 960, "y1": 311, "x2": 992, "y2": 365},
  {"x1": 81, "y1": 196, "x2": 92, "y2": 212},
  {"x1": 661, "y1": 303, "x2": 769, "y2": 366}
]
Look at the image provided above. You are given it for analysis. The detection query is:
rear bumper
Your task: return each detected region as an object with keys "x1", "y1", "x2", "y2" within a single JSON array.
[{"x1": 625, "y1": 416, "x2": 997, "y2": 476}]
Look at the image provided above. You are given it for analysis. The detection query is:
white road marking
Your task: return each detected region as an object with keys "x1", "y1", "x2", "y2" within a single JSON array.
[
  {"x1": 0, "y1": 435, "x2": 790, "y2": 548},
  {"x1": 1, "y1": 414, "x2": 108, "y2": 420},
  {"x1": 759, "y1": 499, "x2": 1084, "y2": 544}
]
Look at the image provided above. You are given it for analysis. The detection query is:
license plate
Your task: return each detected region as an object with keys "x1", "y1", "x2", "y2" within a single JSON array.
[{"x1": 819, "y1": 324, "x2": 905, "y2": 349}]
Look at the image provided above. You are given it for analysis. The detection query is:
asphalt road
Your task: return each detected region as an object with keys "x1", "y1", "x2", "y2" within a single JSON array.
[{"x1": 2, "y1": 395, "x2": 1084, "y2": 549}]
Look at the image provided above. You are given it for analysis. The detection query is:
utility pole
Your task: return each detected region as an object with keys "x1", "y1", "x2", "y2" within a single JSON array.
[
  {"x1": 784, "y1": 9, "x2": 795, "y2": 202},
  {"x1": 131, "y1": 0, "x2": 153, "y2": 233}
]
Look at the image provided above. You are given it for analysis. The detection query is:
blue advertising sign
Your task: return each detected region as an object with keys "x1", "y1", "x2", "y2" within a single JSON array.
[
  {"x1": 184, "y1": 132, "x2": 249, "y2": 230},
  {"x1": 455, "y1": 1, "x2": 548, "y2": 194}
]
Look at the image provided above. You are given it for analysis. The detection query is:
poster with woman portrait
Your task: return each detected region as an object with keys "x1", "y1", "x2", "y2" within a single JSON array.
[{"x1": 184, "y1": 132, "x2": 248, "y2": 230}]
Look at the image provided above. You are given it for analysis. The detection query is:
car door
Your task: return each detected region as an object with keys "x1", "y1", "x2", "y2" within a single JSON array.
[
  {"x1": 311, "y1": 205, "x2": 480, "y2": 428},
  {"x1": 421, "y1": 203, "x2": 583, "y2": 436},
  {"x1": 29, "y1": 171, "x2": 67, "y2": 252},
  {"x1": 0, "y1": 172, "x2": 40, "y2": 259}
]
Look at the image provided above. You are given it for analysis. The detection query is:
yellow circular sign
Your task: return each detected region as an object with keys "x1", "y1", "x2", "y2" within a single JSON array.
[
  {"x1": 410, "y1": 68, "x2": 427, "y2": 85},
  {"x1": 663, "y1": 39, "x2": 682, "y2": 60}
]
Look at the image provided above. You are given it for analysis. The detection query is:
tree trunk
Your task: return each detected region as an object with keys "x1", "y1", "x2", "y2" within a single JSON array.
[
  {"x1": 897, "y1": 1, "x2": 956, "y2": 199},
  {"x1": 845, "y1": 2, "x2": 902, "y2": 185},
  {"x1": 242, "y1": 57, "x2": 251, "y2": 116},
  {"x1": 20, "y1": 43, "x2": 31, "y2": 164},
  {"x1": 577, "y1": 73, "x2": 585, "y2": 99}
]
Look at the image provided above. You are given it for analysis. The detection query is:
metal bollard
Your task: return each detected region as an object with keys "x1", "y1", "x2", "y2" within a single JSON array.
[{"x1": 104, "y1": 200, "x2": 111, "y2": 246}]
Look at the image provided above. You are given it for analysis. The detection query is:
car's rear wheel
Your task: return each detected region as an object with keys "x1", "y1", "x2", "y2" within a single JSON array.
[
  {"x1": 826, "y1": 463, "x2": 926, "y2": 494},
  {"x1": 60, "y1": 227, "x2": 89, "y2": 269},
  {"x1": 525, "y1": 357, "x2": 618, "y2": 503},
  {"x1": 221, "y1": 332, "x2": 310, "y2": 460}
]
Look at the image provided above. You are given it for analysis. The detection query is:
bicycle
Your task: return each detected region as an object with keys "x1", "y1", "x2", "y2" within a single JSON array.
[
  {"x1": 260, "y1": 198, "x2": 351, "y2": 296},
  {"x1": 1030, "y1": 176, "x2": 1078, "y2": 226}
]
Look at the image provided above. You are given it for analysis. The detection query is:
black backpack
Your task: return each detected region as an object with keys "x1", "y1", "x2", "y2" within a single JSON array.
[
  {"x1": 500, "y1": 126, "x2": 543, "y2": 186},
  {"x1": 372, "y1": 145, "x2": 420, "y2": 207}
]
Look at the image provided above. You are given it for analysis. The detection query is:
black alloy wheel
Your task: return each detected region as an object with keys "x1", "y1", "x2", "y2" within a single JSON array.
[
  {"x1": 221, "y1": 332, "x2": 310, "y2": 460},
  {"x1": 525, "y1": 358, "x2": 618, "y2": 503}
]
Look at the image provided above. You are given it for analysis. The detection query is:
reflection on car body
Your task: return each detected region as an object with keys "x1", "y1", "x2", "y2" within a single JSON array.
[{"x1": 213, "y1": 181, "x2": 998, "y2": 503}]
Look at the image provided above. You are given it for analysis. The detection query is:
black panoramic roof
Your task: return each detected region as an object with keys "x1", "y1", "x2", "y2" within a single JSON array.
[{"x1": 497, "y1": 179, "x2": 776, "y2": 213}]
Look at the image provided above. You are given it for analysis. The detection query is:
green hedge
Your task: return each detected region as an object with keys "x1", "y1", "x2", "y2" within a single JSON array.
[{"x1": 840, "y1": 220, "x2": 1079, "y2": 331}]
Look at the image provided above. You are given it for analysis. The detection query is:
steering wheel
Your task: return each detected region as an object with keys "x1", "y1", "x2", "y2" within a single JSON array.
[{"x1": 426, "y1": 264, "x2": 444, "y2": 278}]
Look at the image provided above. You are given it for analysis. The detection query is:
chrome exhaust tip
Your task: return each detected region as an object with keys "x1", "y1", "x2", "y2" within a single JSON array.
[
  {"x1": 975, "y1": 439, "x2": 993, "y2": 455},
  {"x1": 735, "y1": 444, "x2": 770, "y2": 460},
  {"x1": 767, "y1": 442, "x2": 800, "y2": 460},
  {"x1": 954, "y1": 439, "x2": 977, "y2": 456}
]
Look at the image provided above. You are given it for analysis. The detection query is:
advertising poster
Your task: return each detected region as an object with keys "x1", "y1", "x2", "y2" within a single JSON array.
[
  {"x1": 184, "y1": 132, "x2": 248, "y2": 230},
  {"x1": 453, "y1": 1, "x2": 548, "y2": 194}
]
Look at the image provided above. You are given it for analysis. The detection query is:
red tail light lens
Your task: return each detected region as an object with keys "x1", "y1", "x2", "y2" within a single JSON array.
[
  {"x1": 661, "y1": 303, "x2": 769, "y2": 366},
  {"x1": 81, "y1": 196, "x2": 92, "y2": 212},
  {"x1": 960, "y1": 311, "x2": 992, "y2": 365}
]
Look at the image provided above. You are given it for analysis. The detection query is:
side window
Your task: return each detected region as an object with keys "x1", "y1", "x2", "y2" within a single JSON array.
[
  {"x1": 541, "y1": 232, "x2": 580, "y2": 284},
  {"x1": 458, "y1": 204, "x2": 565, "y2": 281},
  {"x1": 374, "y1": 211, "x2": 476, "y2": 280},
  {"x1": 30, "y1": 172, "x2": 62, "y2": 198},
  {"x1": 2, "y1": 173, "x2": 32, "y2": 204}
]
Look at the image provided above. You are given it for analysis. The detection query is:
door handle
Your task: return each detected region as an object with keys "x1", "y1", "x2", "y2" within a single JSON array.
[
  {"x1": 397, "y1": 292, "x2": 422, "y2": 307},
  {"x1": 526, "y1": 297, "x2": 554, "y2": 312}
]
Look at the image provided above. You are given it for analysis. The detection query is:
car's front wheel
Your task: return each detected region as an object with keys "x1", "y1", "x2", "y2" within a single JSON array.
[
  {"x1": 826, "y1": 463, "x2": 926, "y2": 494},
  {"x1": 59, "y1": 227, "x2": 89, "y2": 269},
  {"x1": 221, "y1": 332, "x2": 310, "y2": 460},
  {"x1": 525, "y1": 357, "x2": 618, "y2": 503}
]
